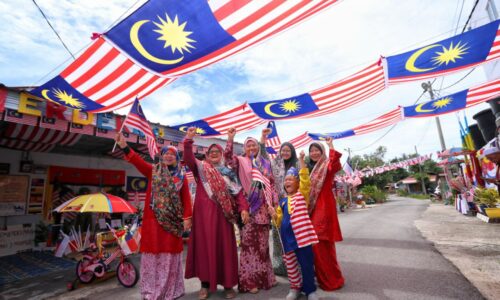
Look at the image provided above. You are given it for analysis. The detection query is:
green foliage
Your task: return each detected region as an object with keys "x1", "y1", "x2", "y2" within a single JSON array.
[
  {"x1": 360, "y1": 185, "x2": 387, "y2": 203},
  {"x1": 397, "y1": 189, "x2": 409, "y2": 196},
  {"x1": 474, "y1": 188, "x2": 500, "y2": 208}
]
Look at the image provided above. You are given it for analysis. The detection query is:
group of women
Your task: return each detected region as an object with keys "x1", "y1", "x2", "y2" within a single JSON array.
[{"x1": 115, "y1": 125, "x2": 345, "y2": 300}]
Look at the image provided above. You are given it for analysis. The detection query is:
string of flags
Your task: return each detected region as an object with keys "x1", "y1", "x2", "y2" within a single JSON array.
[
  {"x1": 169, "y1": 19, "x2": 500, "y2": 136},
  {"x1": 285, "y1": 78, "x2": 500, "y2": 148},
  {"x1": 21, "y1": 0, "x2": 500, "y2": 147},
  {"x1": 334, "y1": 154, "x2": 433, "y2": 185}
]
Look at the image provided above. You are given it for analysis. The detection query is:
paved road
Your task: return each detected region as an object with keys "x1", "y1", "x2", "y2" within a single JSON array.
[{"x1": 1, "y1": 196, "x2": 485, "y2": 299}]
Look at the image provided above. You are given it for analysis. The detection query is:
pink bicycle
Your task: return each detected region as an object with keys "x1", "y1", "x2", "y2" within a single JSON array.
[{"x1": 76, "y1": 229, "x2": 139, "y2": 288}]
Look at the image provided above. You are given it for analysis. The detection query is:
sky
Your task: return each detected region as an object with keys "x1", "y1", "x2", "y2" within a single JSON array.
[{"x1": 0, "y1": 0, "x2": 498, "y2": 164}]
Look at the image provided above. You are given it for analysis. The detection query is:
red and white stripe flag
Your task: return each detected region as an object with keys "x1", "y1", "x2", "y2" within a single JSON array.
[
  {"x1": 251, "y1": 168, "x2": 275, "y2": 206},
  {"x1": 122, "y1": 98, "x2": 158, "y2": 159}
]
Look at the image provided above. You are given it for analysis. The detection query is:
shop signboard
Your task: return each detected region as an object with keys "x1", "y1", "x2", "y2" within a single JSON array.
[{"x1": 0, "y1": 175, "x2": 29, "y2": 216}]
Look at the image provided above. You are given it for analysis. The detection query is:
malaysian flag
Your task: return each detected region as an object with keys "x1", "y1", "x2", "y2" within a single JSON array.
[
  {"x1": 171, "y1": 62, "x2": 385, "y2": 137},
  {"x1": 171, "y1": 103, "x2": 265, "y2": 137},
  {"x1": 265, "y1": 121, "x2": 281, "y2": 159},
  {"x1": 29, "y1": 0, "x2": 340, "y2": 113},
  {"x1": 95, "y1": 128, "x2": 117, "y2": 139},
  {"x1": 69, "y1": 122, "x2": 95, "y2": 135},
  {"x1": 343, "y1": 156, "x2": 353, "y2": 177},
  {"x1": 353, "y1": 108, "x2": 403, "y2": 136},
  {"x1": 288, "y1": 132, "x2": 313, "y2": 150},
  {"x1": 4, "y1": 109, "x2": 39, "y2": 126},
  {"x1": 122, "y1": 98, "x2": 158, "y2": 159},
  {"x1": 249, "y1": 62, "x2": 386, "y2": 120},
  {"x1": 308, "y1": 109, "x2": 403, "y2": 141},
  {"x1": 39, "y1": 116, "x2": 69, "y2": 132},
  {"x1": 404, "y1": 78, "x2": 500, "y2": 118},
  {"x1": 2, "y1": 123, "x2": 81, "y2": 146},
  {"x1": 126, "y1": 176, "x2": 148, "y2": 203},
  {"x1": 251, "y1": 167, "x2": 274, "y2": 207},
  {"x1": 386, "y1": 20, "x2": 500, "y2": 84},
  {"x1": 0, "y1": 139, "x2": 54, "y2": 152}
]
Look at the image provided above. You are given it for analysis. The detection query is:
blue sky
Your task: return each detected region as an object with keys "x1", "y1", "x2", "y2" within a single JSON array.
[{"x1": 0, "y1": 0, "x2": 497, "y2": 162}]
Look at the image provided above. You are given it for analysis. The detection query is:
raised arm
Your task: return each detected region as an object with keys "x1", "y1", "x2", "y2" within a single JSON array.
[
  {"x1": 115, "y1": 132, "x2": 152, "y2": 177},
  {"x1": 259, "y1": 128, "x2": 272, "y2": 160},
  {"x1": 298, "y1": 150, "x2": 311, "y2": 206},
  {"x1": 224, "y1": 127, "x2": 239, "y2": 170},
  {"x1": 326, "y1": 137, "x2": 342, "y2": 175},
  {"x1": 182, "y1": 127, "x2": 199, "y2": 178}
]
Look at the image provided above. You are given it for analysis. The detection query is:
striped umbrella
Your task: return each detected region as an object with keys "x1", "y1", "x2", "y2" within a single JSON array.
[{"x1": 54, "y1": 192, "x2": 137, "y2": 214}]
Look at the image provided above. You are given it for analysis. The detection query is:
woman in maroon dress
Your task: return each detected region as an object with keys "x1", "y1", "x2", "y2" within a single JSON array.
[
  {"x1": 307, "y1": 138, "x2": 345, "y2": 291},
  {"x1": 183, "y1": 127, "x2": 249, "y2": 299},
  {"x1": 115, "y1": 133, "x2": 192, "y2": 300}
]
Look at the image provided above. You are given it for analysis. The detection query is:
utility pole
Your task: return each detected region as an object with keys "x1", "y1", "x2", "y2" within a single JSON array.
[
  {"x1": 415, "y1": 145, "x2": 427, "y2": 195},
  {"x1": 347, "y1": 147, "x2": 353, "y2": 206},
  {"x1": 422, "y1": 81, "x2": 446, "y2": 151}
]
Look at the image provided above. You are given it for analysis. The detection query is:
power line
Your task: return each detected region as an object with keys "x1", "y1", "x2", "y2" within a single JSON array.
[
  {"x1": 437, "y1": 68, "x2": 476, "y2": 92},
  {"x1": 32, "y1": 0, "x2": 75, "y2": 60},
  {"x1": 32, "y1": 0, "x2": 143, "y2": 86},
  {"x1": 462, "y1": 0, "x2": 481, "y2": 33},
  {"x1": 454, "y1": 0, "x2": 467, "y2": 35}
]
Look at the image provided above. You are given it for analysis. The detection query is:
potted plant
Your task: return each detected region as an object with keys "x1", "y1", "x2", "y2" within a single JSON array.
[
  {"x1": 474, "y1": 187, "x2": 500, "y2": 218},
  {"x1": 34, "y1": 221, "x2": 49, "y2": 247}
]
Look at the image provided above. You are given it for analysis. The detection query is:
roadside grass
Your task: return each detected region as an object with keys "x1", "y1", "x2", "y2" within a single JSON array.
[{"x1": 406, "y1": 194, "x2": 431, "y2": 200}]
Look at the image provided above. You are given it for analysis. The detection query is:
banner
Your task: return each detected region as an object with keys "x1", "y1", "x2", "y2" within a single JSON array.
[{"x1": 29, "y1": 0, "x2": 340, "y2": 112}]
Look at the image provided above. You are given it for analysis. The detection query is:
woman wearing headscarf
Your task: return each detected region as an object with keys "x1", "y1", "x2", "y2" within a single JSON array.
[
  {"x1": 183, "y1": 127, "x2": 250, "y2": 300},
  {"x1": 115, "y1": 133, "x2": 192, "y2": 300},
  {"x1": 269, "y1": 142, "x2": 299, "y2": 276},
  {"x1": 307, "y1": 137, "x2": 344, "y2": 291},
  {"x1": 225, "y1": 127, "x2": 276, "y2": 294}
]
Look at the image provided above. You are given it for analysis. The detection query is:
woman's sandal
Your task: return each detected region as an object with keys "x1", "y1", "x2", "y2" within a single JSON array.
[
  {"x1": 224, "y1": 288, "x2": 236, "y2": 299},
  {"x1": 249, "y1": 288, "x2": 259, "y2": 294},
  {"x1": 198, "y1": 288, "x2": 209, "y2": 300}
]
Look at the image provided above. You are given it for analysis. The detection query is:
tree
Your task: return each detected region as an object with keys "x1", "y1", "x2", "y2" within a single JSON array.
[{"x1": 349, "y1": 146, "x2": 441, "y2": 191}]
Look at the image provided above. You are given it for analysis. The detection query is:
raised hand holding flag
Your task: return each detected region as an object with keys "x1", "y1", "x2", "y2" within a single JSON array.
[{"x1": 117, "y1": 98, "x2": 158, "y2": 159}]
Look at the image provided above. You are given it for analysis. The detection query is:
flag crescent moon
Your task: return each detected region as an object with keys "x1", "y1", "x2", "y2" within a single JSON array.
[
  {"x1": 41, "y1": 89, "x2": 56, "y2": 102},
  {"x1": 178, "y1": 126, "x2": 188, "y2": 132},
  {"x1": 415, "y1": 103, "x2": 434, "y2": 113},
  {"x1": 131, "y1": 178, "x2": 140, "y2": 190},
  {"x1": 405, "y1": 44, "x2": 441, "y2": 73},
  {"x1": 130, "y1": 20, "x2": 184, "y2": 65},
  {"x1": 264, "y1": 103, "x2": 289, "y2": 118}
]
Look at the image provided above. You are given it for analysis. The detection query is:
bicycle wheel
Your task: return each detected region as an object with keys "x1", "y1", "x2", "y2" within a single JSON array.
[
  {"x1": 76, "y1": 258, "x2": 95, "y2": 283},
  {"x1": 116, "y1": 259, "x2": 139, "y2": 288}
]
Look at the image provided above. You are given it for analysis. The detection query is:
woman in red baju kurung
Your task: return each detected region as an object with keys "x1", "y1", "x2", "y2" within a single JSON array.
[
  {"x1": 116, "y1": 133, "x2": 192, "y2": 300},
  {"x1": 307, "y1": 138, "x2": 344, "y2": 291},
  {"x1": 183, "y1": 127, "x2": 249, "y2": 300}
]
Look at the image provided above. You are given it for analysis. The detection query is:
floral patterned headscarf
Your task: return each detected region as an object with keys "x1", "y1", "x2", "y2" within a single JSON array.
[
  {"x1": 150, "y1": 146, "x2": 186, "y2": 236},
  {"x1": 308, "y1": 142, "x2": 328, "y2": 213}
]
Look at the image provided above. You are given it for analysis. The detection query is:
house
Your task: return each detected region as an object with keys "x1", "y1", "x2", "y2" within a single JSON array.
[{"x1": 398, "y1": 174, "x2": 438, "y2": 194}]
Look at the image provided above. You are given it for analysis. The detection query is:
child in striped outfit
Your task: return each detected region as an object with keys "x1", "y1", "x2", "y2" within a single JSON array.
[{"x1": 273, "y1": 151, "x2": 319, "y2": 300}]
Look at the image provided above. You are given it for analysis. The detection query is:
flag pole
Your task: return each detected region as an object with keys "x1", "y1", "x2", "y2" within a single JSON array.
[{"x1": 111, "y1": 98, "x2": 136, "y2": 152}]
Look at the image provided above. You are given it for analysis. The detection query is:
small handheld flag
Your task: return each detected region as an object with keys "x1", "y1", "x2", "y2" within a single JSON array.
[{"x1": 121, "y1": 98, "x2": 158, "y2": 159}]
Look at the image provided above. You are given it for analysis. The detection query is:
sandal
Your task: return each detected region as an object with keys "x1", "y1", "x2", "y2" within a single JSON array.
[
  {"x1": 249, "y1": 288, "x2": 259, "y2": 294},
  {"x1": 198, "y1": 288, "x2": 209, "y2": 300},
  {"x1": 224, "y1": 288, "x2": 236, "y2": 299}
]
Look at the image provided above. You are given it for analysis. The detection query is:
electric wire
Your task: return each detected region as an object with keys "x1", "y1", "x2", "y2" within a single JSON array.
[{"x1": 32, "y1": 0, "x2": 75, "y2": 60}]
